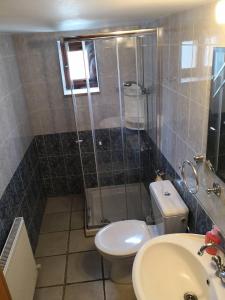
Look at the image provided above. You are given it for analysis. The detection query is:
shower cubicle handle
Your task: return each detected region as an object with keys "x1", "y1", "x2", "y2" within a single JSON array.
[{"x1": 75, "y1": 139, "x2": 83, "y2": 144}]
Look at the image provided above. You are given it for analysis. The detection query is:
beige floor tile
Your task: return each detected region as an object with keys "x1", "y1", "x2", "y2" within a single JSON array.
[
  {"x1": 45, "y1": 197, "x2": 71, "y2": 214},
  {"x1": 36, "y1": 232, "x2": 69, "y2": 257},
  {"x1": 72, "y1": 195, "x2": 85, "y2": 211},
  {"x1": 64, "y1": 281, "x2": 104, "y2": 300},
  {"x1": 40, "y1": 212, "x2": 70, "y2": 233},
  {"x1": 69, "y1": 230, "x2": 95, "y2": 253},
  {"x1": 36, "y1": 255, "x2": 66, "y2": 287},
  {"x1": 71, "y1": 211, "x2": 84, "y2": 229},
  {"x1": 67, "y1": 251, "x2": 102, "y2": 283},
  {"x1": 34, "y1": 286, "x2": 64, "y2": 300},
  {"x1": 105, "y1": 280, "x2": 136, "y2": 300}
]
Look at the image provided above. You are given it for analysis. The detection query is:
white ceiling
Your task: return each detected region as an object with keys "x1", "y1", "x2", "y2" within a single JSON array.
[{"x1": 0, "y1": 0, "x2": 213, "y2": 32}]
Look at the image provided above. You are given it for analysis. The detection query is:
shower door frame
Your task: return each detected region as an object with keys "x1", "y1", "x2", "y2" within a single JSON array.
[{"x1": 63, "y1": 27, "x2": 160, "y2": 236}]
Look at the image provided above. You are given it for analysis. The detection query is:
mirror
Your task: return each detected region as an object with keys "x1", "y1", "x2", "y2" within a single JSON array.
[{"x1": 206, "y1": 47, "x2": 225, "y2": 181}]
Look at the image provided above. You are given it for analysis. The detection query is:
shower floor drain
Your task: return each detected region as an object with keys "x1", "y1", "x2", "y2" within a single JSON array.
[{"x1": 184, "y1": 292, "x2": 198, "y2": 300}]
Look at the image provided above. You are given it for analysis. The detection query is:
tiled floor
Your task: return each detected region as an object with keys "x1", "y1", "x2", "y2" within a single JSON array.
[{"x1": 34, "y1": 195, "x2": 136, "y2": 300}]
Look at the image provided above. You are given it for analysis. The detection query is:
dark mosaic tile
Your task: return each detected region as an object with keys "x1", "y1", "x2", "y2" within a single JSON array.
[
  {"x1": 48, "y1": 156, "x2": 66, "y2": 177},
  {"x1": 112, "y1": 151, "x2": 124, "y2": 171},
  {"x1": 84, "y1": 173, "x2": 98, "y2": 188},
  {"x1": 124, "y1": 129, "x2": 140, "y2": 151},
  {"x1": 0, "y1": 138, "x2": 46, "y2": 254},
  {"x1": 110, "y1": 128, "x2": 123, "y2": 151},
  {"x1": 126, "y1": 169, "x2": 140, "y2": 184},
  {"x1": 67, "y1": 175, "x2": 84, "y2": 194},
  {"x1": 19, "y1": 155, "x2": 32, "y2": 189},
  {"x1": 19, "y1": 196, "x2": 33, "y2": 229},
  {"x1": 12, "y1": 168, "x2": 25, "y2": 199},
  {"x1": 39, "y1": 157, "x2": 50, "y2": 178},
  {"x1": 28, "y1": 221, "x2": 39, "y2": 253},
  {"x1": 44, "y1": 134, "x2": 63, "y2": 156},
  {"x1": 25, "y1": 186, "x2": 37, "y2": 213},
  {"x1": 5, "y1": 179, "x2": 21, "y2": 217},
  {"x1": 30, "y1": 175, "x2": 41, "y2": 202},
  {"x1": 34, "y1": 198, "x2": 45, "y2": 230},
  {"x1": 79, "y1": 131, "x2": 94, "y2": 152},
  {"x1": 96, "y1": 151, "x2": 112, "y2": 173},
  {"x1": 173, "y1": 176, "x2": 186, "y2": 199},
  {"x1": 196, "y1": 204, "x2": 213, "y2": 235},
  {"x1": 64, "y1": 154, "x2": 82, "y2": 176},
  {"x1": 35, "y1": 135, "x2": 46, "y2": 157},
  {"x1": 81, "y1": 152, "x2": 96, "y2": 174},
  {"x1": 165, "y1": 161, "x2": 176, "y2": 181},
  {"x1": 125, "y1": 150, "x2": 140, "y2": 169},
  {"x1": 95, "y1": 129, "x2": 110, "y2": 151},
  {"x1": 42, "y1": 178, "x2": 54, "y2": 197},
  {"x1": 0, "y1": 221, "x2": 7, "y2": 252},
  {"x1": 0, "y1": 192, "x2": 14, "y2": 237},
  {"x1": 61, "y1": 132, "x2": 79, "y2": 155},
  {"x1": 99, "y1": 172, "x2": 114, "y2": 186},
  {"x1": 23, "y1": 148, "x2": 36, "y2": 174},
  {"x1": 29, "y1": 139, "x2": 39, "y2": 163},
  {"x1": 113, "y1": 171, "x2": 125, "y2": 185},
  {"x1": 51, "y1": 176, "x2": 69, "y2": 196}
]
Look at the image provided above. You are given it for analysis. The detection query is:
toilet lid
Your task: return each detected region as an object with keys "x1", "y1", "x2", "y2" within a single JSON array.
[{"x1": 95, "y1": 220, "x2": 151, "y2": 256}]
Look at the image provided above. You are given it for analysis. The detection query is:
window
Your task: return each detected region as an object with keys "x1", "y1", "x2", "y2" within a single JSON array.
[
  {"x1": 57, "y1": 40, "x2": 99, "y2": 95},
  {"x1": 181, "y1": 41, "x2": 197, "y2": 69}
]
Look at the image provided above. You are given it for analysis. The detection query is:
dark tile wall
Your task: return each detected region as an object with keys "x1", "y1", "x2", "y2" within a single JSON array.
[
  {"x1": 35, "y1": 132, "x2": 83, "y2": 196},
  {"x1": 0, "y1": 140, "x2": 46, "y2": 253},
  {"x1": 0, "y1": 127, "x2": 214, "y2": 254},
  {"x1": 80, "y1": 128, "x2": 143, "y2": 189},
  {"x1": 141, "y1": 131, "x2": 214, "y2": 235},
  {"x1": 37, "y1": 128, "x2": 145, "y2": 196}
]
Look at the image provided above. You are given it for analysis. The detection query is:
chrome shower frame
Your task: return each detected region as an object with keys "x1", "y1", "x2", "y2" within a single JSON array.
[{"x1": 64, "y1": 27, "x2": 161, "y2": 236}]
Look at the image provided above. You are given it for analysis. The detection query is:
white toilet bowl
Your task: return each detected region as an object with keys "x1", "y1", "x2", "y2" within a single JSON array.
[
  {"x1": 95, "y1": 180, "x2": 189, "y2": 284},
  {"x1": 95, "y1": 220, "x2": 153, "y2": 284}
]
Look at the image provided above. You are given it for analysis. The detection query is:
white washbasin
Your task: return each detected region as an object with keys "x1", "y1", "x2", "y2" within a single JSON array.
[{"x1": 132, "y1": 234, "x2": 224, "y2": 300}]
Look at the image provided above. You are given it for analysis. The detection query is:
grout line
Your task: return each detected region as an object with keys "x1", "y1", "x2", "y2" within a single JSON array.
[
  {"x1": 101, "y1": 257, "x2": 107, "y2": 300},
  {"x1": 39, "y1": 226, "x2": 85, "y2": 235},
  {"x1": 35, "y1": 249, "x2": 97, "y2": 259},
  {"x1": 66, "y1": 277, "x2": 104, "y2": 286},
  {"x1": 36, "y1": 278, "x2": 105, "y2": 290},
  {"x1": 62, "y1": 198, "x2": 73, "y2": 300},
  {"x1": 44, "y1": 209, "x2": 84, "y2": 216}
]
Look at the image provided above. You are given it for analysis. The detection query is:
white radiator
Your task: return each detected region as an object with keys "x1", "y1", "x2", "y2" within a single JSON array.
[{"x1": 0, "y1": 217, "x2": 38, "y2": 300}]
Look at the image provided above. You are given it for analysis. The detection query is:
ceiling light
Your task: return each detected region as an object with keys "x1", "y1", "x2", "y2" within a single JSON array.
[{"x1": 215, "y1": 0, "x2": 225, "y2": 24}]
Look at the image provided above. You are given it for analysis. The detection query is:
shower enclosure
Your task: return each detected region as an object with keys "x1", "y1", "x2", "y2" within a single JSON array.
[{"x1": 64, "y1": 29, "x2": 158, "y2": 234}]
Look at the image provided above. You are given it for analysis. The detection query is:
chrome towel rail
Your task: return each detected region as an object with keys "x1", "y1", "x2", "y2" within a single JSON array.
[{"x1": 181, "y1": 160, "x2": 199, "y2": 194}]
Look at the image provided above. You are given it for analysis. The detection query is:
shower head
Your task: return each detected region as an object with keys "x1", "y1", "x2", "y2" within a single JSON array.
[
  {"x1": 123, "y1": 81, "x2": 151, "y2": 95},
  {"x1": 123, "y1": 81, "x2": 137, "y2": 87}
]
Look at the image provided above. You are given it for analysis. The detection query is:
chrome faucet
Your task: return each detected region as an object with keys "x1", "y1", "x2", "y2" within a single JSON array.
[
  {"x1": 198, "y1": 243, "x2": 225, "y2": 256},
  {"x1": 198, "y1": 243, "x2": 225, "y2": 284}
]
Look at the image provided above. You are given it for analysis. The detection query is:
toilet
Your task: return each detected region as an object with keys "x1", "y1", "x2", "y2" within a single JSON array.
[{"x1": 95, "y1": 180, "x2": 189, "y2": 284}]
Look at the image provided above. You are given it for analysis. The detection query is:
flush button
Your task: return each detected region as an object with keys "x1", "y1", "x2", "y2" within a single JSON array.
[{"x1": 164, "y1": 191, "x2": 171, "y2": 196}]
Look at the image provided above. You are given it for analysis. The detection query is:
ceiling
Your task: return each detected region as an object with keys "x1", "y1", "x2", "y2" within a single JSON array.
[{"x1": 0, "y1": 0, "x2": 213, "y2": 32}]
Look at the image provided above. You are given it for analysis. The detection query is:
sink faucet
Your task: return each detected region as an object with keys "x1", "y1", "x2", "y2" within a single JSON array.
[
  {"x1": 198, "y1": 243, "x2": 225, "y2": 284},
  {"x1": 198, "y1": 243, "x2": 225, "y2": 256}
]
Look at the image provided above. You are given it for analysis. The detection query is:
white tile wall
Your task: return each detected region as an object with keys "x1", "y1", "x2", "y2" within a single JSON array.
[
  {"x1": 159, "y1": 2, "x2": 225, "y2": 233},
  {"x1": 13, "y1": 32, "x2": 139, "y2": 134},
  {"x1": 0, "y1": 33, "x2": 32, "y2": 197}
]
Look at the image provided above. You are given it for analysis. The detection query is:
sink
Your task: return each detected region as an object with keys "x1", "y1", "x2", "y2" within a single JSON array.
[{"x1": 132, "y1": 234, "x2": 224, "y2": 300}]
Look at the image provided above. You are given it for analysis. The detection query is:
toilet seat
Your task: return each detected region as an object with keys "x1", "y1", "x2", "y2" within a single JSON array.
[{"x1": 95, "y1": 220, "x2": 151, "y2": 257}]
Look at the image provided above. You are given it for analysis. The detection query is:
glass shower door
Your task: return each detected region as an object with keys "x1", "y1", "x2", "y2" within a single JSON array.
[{"x1": 65, "y1": 32, "x2": 157, "y2": 232}]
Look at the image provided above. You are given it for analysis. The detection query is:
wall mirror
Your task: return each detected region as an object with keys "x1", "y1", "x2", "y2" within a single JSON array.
[{"x1": 206, "y1": 47, "x2": 225, "y2": 182}]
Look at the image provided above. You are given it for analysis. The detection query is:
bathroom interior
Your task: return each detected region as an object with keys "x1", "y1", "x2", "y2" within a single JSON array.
[{"x1": 1, "y1": 0, "x2": 225, "y2": 299}]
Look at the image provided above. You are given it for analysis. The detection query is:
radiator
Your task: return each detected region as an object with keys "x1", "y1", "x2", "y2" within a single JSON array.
[{"x1": 0, "y1": 218, "x2": 38, "y2": 300}]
